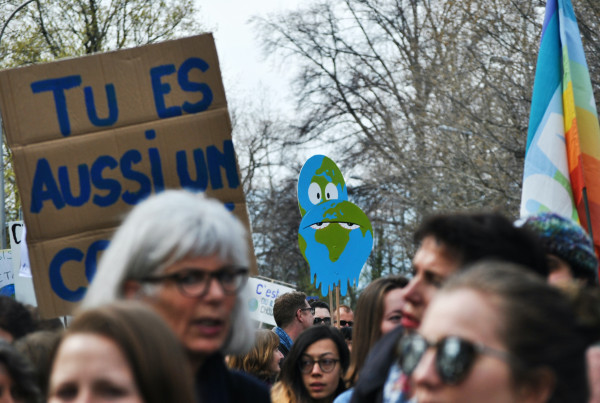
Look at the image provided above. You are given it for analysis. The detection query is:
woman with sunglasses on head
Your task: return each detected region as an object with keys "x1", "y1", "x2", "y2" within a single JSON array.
[
  {"x1": 272, "y1": 326, "x2": 350, "y2": 403},
  {"x1": 400, "y1": 261, "x2": 588, "y2": 403},
  {"x1": 82, "y1": 190, "x2": 270, "y2": 403}
]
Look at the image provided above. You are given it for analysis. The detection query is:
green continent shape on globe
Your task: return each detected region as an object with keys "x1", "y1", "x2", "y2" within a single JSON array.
[
  {"x1": 314, "y1": 157, "x2": 345, "y2": 190},
  {"x1": 299, "y1": 233, "x2": 307, "y2": 257},
  {"x1": 315, "y1": 223, "x2": 350, "y2": 262},
  {"x1": 322, "y1": 201, "x2": 373, "y2": 236},
  {"x1": 315, "y1": 201, "x2": 373, "y2": 262}
]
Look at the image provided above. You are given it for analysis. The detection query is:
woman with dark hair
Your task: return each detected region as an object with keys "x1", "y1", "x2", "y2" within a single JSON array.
[
  {"x1": 272, "y1": 326, "x2": 350, "y2": 403},
  {"x1": 228, "y1": 329, "x2": 283, "y2": 386},
  {"x1": 48, "y1": 301, "x2": 195, "y2": 403},
  {"x1": 0, "y1": 340, "x2": 41, "y2": 403},
  {"x1": 401, "y1": 261, "x2": 588, "y2": 403}
]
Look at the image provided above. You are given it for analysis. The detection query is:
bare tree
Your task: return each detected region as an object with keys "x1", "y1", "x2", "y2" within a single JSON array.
[
  {"x1": 249, "y1": 0, "x2": 552, "y2": 282},
  {"x1": 574, "y1": 0, "x2": 600, "y2": 103},
  {"x1": 0, "y1": 0, "x2": 201, "y2": 67}
]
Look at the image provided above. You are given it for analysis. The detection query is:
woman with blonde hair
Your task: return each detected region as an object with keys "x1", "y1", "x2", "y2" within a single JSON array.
[{"x1": 228, "y1": 329, "x2": 283, "y2": 386}]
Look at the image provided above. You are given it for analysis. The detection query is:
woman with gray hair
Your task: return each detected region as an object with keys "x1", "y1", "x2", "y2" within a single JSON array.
[{"x1": 82, "y1": 189, "x2": 270, "y2": 403}]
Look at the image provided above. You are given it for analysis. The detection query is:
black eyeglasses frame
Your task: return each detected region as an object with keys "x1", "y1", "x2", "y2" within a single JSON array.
[
  {"x1": 139, "y1": 265, "x2": 249, "y2": 298},
  {"x1": 299, "y1": 357, "x2": 340, "y2": 374}
]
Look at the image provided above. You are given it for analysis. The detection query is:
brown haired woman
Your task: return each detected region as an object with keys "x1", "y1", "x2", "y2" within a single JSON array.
[
  {"x1": 228, "y1": 329, "x2": 284, "y2": 386},
  {"x1": 334, "y1": 275, "x2": 407, "y2": 403},
  {"x1": 48, "y1": 301, "x2": 195, "y2": 403}
]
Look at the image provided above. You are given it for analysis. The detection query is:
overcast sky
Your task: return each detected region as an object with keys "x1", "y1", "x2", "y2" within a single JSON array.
[{"x1": 195, "y1": 0, "x2": 302, "y2": 107}]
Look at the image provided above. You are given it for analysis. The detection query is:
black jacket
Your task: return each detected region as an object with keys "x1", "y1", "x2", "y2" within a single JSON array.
[
  {"x1": 195, "y1": 353, "x2": 271, "y2": 403},
  {"x1": 350, "y1": 325, "x2": 404, "y2": 403}
]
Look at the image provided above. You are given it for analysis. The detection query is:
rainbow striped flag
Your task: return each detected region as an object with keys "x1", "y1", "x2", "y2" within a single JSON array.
[{"x1": 521, "y1": 0, "x2": 600, "y2": 253}]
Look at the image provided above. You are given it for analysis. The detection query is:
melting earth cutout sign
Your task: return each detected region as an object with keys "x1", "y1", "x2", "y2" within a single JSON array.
[{"x1": 298, "y1": 155, "x2": 373, "y2": 296}]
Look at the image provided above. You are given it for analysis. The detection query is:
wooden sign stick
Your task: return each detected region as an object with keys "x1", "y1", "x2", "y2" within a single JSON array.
[
  {"x1": 329, "y1": 286, "x2": 333, "y2": 319},
  {"x1": 335, "y1": 284, "x2": 340, "y2": 328}
]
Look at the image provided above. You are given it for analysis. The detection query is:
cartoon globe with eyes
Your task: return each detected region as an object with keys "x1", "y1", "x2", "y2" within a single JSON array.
[{"x1": 297, "y1": 155, "x2": 373, "y2": 296}]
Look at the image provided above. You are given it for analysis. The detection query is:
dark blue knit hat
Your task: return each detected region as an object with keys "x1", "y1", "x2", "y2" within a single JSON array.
[{"x1": 522, "y1": 212, "x2": 598, "y2": 284}]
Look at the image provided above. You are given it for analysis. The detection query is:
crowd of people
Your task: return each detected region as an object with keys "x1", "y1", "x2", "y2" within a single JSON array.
[{"x1": 0, "y1": 190, "x2": 599, "y2": 403}]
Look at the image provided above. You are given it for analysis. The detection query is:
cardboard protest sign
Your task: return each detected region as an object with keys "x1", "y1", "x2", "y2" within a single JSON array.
[
  {"x1": 0, "y1": 34, "x2": 253, "y2": 317},
  {"x1": 297, "y1": 155, "x2": 373, "y2": 296},
  {"x1": 247, "y1": 277, "x2": 295, "y2": 326}
]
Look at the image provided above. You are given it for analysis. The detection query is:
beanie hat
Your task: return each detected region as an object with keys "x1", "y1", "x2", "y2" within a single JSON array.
[{"x1": 522, "y1": 212, "x2": 598, "y2": 284}]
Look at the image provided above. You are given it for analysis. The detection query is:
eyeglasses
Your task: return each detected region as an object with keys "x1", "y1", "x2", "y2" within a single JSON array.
[
  {"x1": 139, "y1": 266, "x2": 249, "y2": 298},
  {"x1": 313, "y1": 317, "x2": 332, "y2": 325},
  {"x1": 299, "y1": 307, "x2": 316, "y2": 315},
  {"x1": 398, "y1": 333, "x2": 512, "y2": 385},
  {"x1": 337, "y1": 320, "x2": 353, "y2": 327},
  {"x1": 299, "y1": 357, "x2": 340, "y2": 374}
]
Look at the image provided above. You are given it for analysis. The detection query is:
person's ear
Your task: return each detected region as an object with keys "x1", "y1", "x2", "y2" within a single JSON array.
[
  {"x1": 518, "y1": 368, "x2": 555, "y2": 403},
  {"x1": 296, "y1": 308, "x2": 302, "y2": 322},
  {"x1": 123, "y1": 280, "x2": 142, "y2": 299}
]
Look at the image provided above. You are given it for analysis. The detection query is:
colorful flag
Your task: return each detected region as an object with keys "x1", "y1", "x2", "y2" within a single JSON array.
[{"x1": 521, "y1": 0, "x2": 600, "y2": 254}]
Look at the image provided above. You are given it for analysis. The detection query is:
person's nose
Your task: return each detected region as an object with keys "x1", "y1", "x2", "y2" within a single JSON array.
[
  {"x1": 402, "y1": 276, "x2": 423, "y2": 305},
  {"x1": 203, "y1": 276, "x2": 226, "y2": 301},
  {"x1": 73, "y1": 389, "x2": 94, "y2": 403},
  {"x1": 412, "y1": 349, "x2": 441, "y2": 388},
  {"x1": 310, "y1": 361, "x2": 323, "y2": 376}
]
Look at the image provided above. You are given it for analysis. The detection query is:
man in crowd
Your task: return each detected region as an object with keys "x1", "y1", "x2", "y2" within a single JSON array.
[
  {"x1": 333, "y1": 304, "x2": 354, "y2": 328},
  {"x1": 350, "y1": 211, "x2": 549, "y2": 403},
  {"x1": 272, "y1": 291, "x2": 314, "y2": 358},
  {"x1": 310, "y1": 300, "x2": 332, "y2": 326}
]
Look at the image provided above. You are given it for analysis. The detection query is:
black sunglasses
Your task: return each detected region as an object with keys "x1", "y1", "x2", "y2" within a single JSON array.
[
  {"x1": 338, "y1": 320, "x2": 353, "y2": 327},
  {"x1": 398, "y1": 333, "x2": 512, "y2": 384},
  {"x1": 313, "y1": 317, "x2": 332, "y2": 325},
  {"x1": 139, "y1": 266, "x2": 248, "y2": 298}
]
